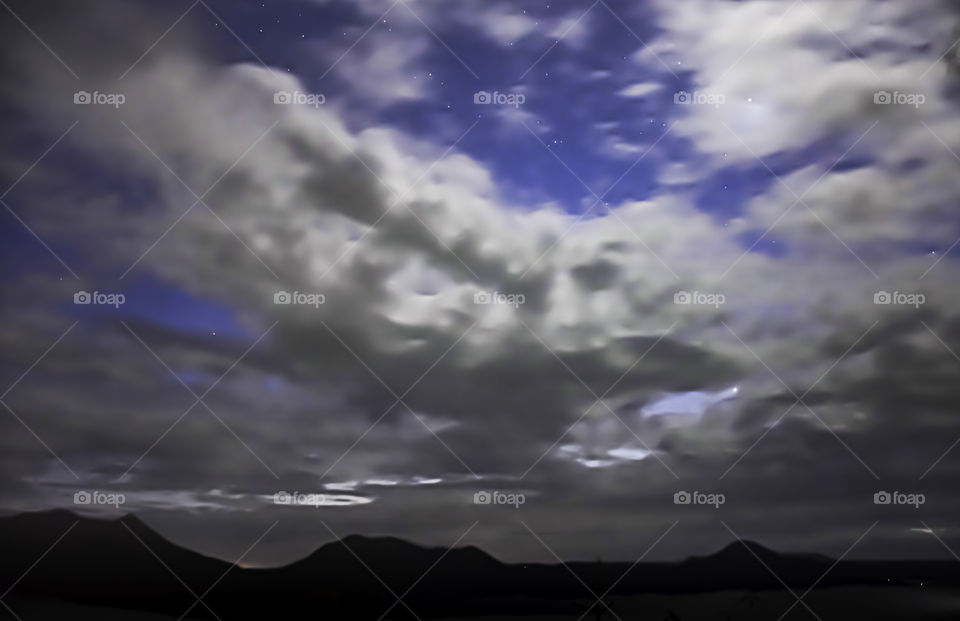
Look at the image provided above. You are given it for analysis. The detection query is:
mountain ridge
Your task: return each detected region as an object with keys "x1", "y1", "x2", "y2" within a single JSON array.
[{"x1": 2, "y1": 510, "x2": 957, "y2": 620}]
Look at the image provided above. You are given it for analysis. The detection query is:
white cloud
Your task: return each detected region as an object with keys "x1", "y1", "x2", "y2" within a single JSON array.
[
  {"x1": 619, "y1": 82, "x2": 662, "y2": 98},
  {"x1": 639, "y1": 0, "x2": 957, "y2": 163}
]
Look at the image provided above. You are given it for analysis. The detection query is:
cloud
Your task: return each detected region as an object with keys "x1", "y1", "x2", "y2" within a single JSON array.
[
  {"x1": 2, "y1": 0, "x2": 960, "y2": 564},
  {"x1": 619, "y1": 82, "x2": 662, "y2": 98},
  {"x1": 638, "y1": 0, "x2": 957, "y2": 164},
  {"x1": 309, "y1": 27, "x2": 432, "y2": 107}
]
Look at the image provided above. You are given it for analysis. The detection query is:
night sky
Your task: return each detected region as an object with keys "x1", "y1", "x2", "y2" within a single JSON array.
[{"x1": 2, "y1": 0, "x2": 960, "y2": 567}]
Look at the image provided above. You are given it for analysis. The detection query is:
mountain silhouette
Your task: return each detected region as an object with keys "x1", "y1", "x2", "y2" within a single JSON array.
[
  {"x1": 1, "y1": 510, "x2": 230, "y2": 618},
  {"x1": 2, "y1": 511, "x2": 958, "y2": 620}
]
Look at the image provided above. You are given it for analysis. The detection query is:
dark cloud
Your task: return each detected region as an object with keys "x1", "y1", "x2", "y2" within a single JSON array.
[{"x1": 1, "y1": 0, "x2": 960, "y2": 566}]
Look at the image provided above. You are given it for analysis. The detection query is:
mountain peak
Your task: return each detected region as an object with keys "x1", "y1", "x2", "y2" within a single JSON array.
[{"x1": 711, "y1": 540, "x2": 780, "y2": 562}]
